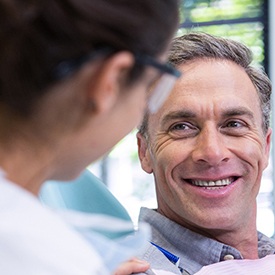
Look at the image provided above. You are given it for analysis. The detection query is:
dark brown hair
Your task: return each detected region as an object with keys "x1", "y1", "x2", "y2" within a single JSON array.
[{"x1": 0, "y1": 0, "x2": 179, "y2": 117}]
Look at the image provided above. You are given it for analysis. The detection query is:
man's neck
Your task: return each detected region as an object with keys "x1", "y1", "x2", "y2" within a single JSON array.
[
  {"x1": 187, "y1": 223, "x2": 259, "y2": 259},
  {"x1": 158, "y1": 207, "x2": 259, "y2": 259},
  {"x1": 214, "y1": 229, "x2": 259, "y2": 259}
]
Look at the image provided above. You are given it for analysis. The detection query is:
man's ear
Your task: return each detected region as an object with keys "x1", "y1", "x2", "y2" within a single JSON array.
[
  {"x1": 137, "y1": 132, "x2": 153, "y2": 174},
  {"x1": 263, "y1": 127, "x2": 272, "y2": 169},
  {"x1": 87, "y1": 52, "x2": 134, "y2": 114}
]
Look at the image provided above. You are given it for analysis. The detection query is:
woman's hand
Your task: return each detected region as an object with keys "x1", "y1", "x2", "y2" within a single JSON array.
[{"x1": 113, "y1": 257, "x2": 150, "y2": 275}]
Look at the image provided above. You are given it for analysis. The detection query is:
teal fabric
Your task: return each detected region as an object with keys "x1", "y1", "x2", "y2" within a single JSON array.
[
  {"x1": 39, "y1": 171, "x2": 151, "y2": 273},
  {"x1": 39, "y1": 170, "x2": 132, "y2": 221}
]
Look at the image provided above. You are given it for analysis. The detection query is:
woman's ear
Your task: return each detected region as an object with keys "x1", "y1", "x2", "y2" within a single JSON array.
[
  {"x1": 87, "y1": 51, "x2": 135, "y2": 114},
  {"x1": 137, "y1": 132, "x2": 153, "y2": 174}
]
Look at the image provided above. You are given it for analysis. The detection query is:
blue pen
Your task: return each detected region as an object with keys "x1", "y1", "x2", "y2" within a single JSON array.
[{"x1": 150, "y1": 242, "x2": 184, "y2": 273}]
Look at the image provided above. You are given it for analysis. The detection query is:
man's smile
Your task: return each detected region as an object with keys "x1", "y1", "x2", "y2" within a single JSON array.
[{"x1": 185, "y1": 177, "x2": 237, "y2": 189}]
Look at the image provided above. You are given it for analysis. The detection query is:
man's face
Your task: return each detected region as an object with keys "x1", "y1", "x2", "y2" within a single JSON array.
[{"x1": 137, "y1": 59, "x2": 271, "y2": 234}]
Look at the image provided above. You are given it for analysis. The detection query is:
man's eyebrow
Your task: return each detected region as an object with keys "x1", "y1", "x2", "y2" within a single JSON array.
[
  {"x1": 160, "y1": 107, "x2": 255, "y2": 126},
  {"x1": 221, "y1": 107, "x2": 255, "y2": 120},
  {"x1": 161, "y1": 110, "x2": 196, "y2": 125}
]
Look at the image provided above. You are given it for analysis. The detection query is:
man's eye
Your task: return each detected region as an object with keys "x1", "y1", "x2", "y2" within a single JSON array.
[
  {"x1": 225, "y1": 120, "x2": 244, "y2": 128},
  {"x1": 169, "y1": 123, "x2": 198, "y2": 138},
  {"x1": 171, "y1": 123, "x2": 190, "y2": 131},
  {"x1": 221, "y1": 120, "x2": 249, "y2": 136}
]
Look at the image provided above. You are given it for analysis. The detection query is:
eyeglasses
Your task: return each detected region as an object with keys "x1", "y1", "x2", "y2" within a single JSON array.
[
  {"x1": 135, "y1": 53, "x2": 181, "y2": 113},
  {"x1": 53, "y1": 47, "x2": 181, "y2": 113},
  {"x1": 52, "y1": 47, "x2": 115, "y2": 80}
]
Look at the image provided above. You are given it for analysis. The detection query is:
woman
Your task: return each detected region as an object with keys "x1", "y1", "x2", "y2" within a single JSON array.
[{"x1": 0, "y1": 0, "x2": 180, "y2": 274}]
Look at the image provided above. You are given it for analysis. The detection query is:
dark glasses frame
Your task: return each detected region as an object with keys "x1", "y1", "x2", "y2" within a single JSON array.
[
  {"x1": 134, "y1": 53, "x2": 181, "y2": 79},
  {"x1": 52, "y1": 47, "x2": 181, "y2": 81}
]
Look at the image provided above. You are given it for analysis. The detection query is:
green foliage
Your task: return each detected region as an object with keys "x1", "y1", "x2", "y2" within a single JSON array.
[
  {"x1": 180, "y1": 0, "x2": 264, "y2": 22},
  {"x1": 177, "y1": 22, "x2": 264, "y2": 65},
  {"x1": 178, "y1": 0, "x2": 265, "y2": 65}
]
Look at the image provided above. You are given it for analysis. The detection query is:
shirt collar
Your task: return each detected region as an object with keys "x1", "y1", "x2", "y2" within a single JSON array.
[{"x1": 139, "y1": 207, "x2": 275, "y2": 274}]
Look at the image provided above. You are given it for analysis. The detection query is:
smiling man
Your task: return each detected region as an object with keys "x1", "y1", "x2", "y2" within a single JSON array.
[{"x1": 136, "y1": 32, "x2": 275, "y2": 275}]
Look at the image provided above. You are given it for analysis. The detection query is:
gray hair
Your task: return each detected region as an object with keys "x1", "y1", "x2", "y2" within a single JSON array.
[{"x1": 139, "y1": 32, "x2": 272, "y2": 136}]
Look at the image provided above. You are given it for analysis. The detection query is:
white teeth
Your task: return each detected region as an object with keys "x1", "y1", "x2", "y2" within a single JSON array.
[{"x1": 191, "y1": 178, "x2": 233, "y2": 187}]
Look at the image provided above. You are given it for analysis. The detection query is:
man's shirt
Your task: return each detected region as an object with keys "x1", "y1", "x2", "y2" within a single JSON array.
[{"x1": 138, "y1": 207, "x2": 275, "y2": 275}]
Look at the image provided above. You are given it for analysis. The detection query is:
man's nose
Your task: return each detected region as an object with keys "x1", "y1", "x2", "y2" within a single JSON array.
[{"x1": 191, "y1": 126, "x2": 229, "y2": 166}]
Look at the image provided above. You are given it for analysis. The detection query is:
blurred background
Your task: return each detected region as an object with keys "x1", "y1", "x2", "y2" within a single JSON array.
[{"x1": 89, "y1": 0, "x2": 275, "y2": 238}]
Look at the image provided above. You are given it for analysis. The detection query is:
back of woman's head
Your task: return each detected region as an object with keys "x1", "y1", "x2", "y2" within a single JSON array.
[{"x1": 0, "y1": 0, "x2": 179, "y2": 117}]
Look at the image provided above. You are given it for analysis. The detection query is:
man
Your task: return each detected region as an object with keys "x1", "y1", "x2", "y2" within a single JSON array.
[{"x1": 136, "y1": 32, "x2": 275, "y2": 275}]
